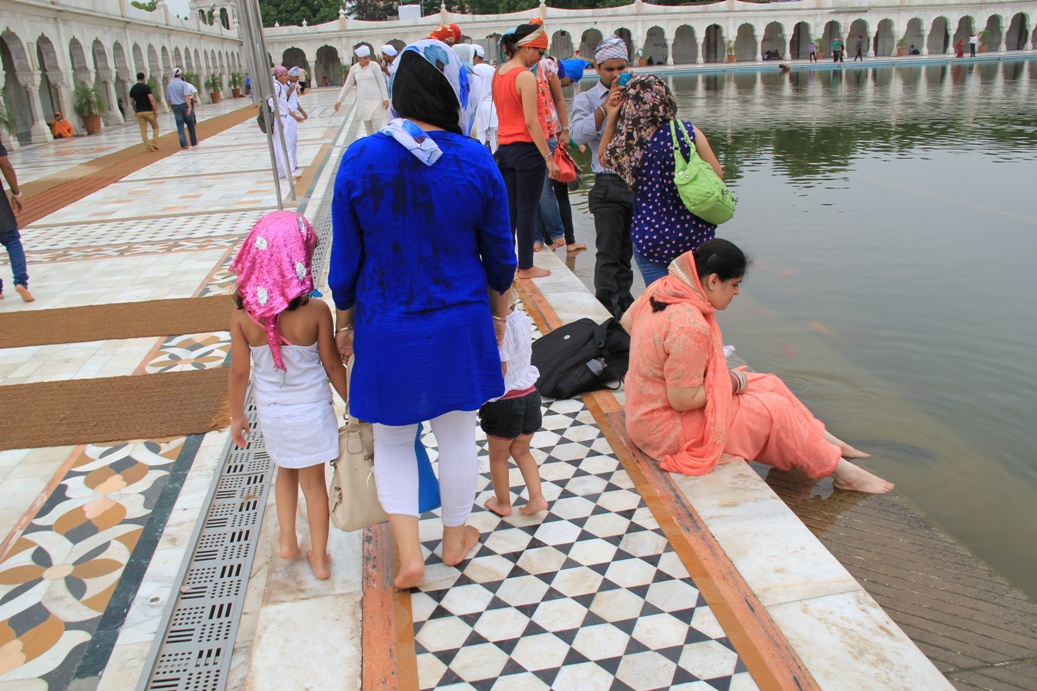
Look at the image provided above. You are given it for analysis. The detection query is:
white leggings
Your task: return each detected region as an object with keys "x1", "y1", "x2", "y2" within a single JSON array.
[{"x1": 372, "y1": 410, "x2": 478, "y2": 527}]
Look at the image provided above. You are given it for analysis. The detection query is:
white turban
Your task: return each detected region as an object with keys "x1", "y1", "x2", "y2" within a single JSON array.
[
  {"x1": 355, "y1": 45, "x2": 371, "y2": 58},
  {"x1": 381, "y1": 44, "x2": 398, "y2": 57},
  {"x1": 473, "y1": 44, "x2": 485, "y2": 58},
  {"x1": 287, "y1": 66, "x2": 301, "y2": 77},
  {"x1": 594, "y1": 34, "x2": 629, "y2": 64}
]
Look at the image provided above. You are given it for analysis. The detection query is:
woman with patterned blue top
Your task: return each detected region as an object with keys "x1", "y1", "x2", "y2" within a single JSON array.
[
  {"x1": 599, "y1": 74, "x2": 724, "y2": 286},
  {"x1": 330, "y1": 40, "x2": 517, "y2": 590}
]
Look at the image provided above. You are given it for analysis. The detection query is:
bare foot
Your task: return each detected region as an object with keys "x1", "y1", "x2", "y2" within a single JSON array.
[
  {"x1": 15, "y1": 285, "x2": 34, "y2": 303},
  {"x1": 550, "y1": 238, "x2": 566, "y2": 250},
  {"x1": 485, "y1": 496, "x2": 512, "y2": 517},
  {"x1": 518, "y1": 266, "x2": 550, "y2": 279},
  {"x1": 394, "y1": 559, "x2": 425, "y2": 590},
  {"x1": 533, "y1": 241, "x2": 543, "y2": 252},
  {"x1": 279, "y1": 536, "x2": 302, "y2": 559},
  {"x1": 442, "y1": 525, "x2": 480, "y2": 567},
  {"x1": 831, "y1": 458, "x2": 894, "y2": 494},
  {"x1": 567, "y1": 243, "x2": 587, "y2": 252},
  {"x1": 824, "y1": 431, "x2": 870, "y2": 459},
  {"x1": 307, "y1": 550, "x2": 331, "y2": 580},
  {"x1": 519, "y1": 496, "x2": 548, "y2": 516}
]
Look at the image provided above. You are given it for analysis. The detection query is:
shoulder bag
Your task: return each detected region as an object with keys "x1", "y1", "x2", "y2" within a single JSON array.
[
  {"x1": 553, "y1": 145, "x2": 578, "y2": 184},
  {"x1": 670, "y1": 120, "x2": 737, "y2": 225}
]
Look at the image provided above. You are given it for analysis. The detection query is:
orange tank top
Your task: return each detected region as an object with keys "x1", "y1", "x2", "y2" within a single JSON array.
[{"x1": 493, "y1": 66, "x2": 547, "y2": 145}]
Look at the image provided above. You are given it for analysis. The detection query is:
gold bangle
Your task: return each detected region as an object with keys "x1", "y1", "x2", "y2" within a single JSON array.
[
  {"x1": 336, "y1": 325, "x2": 354, "y2": 333},
  {"x1": 492, "y1": 314, "x2": 507, "y2": 323}
]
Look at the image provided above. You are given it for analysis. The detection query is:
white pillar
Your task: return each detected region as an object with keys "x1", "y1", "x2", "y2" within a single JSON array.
[
  {"x1": 24, "y1": 71, "x2": 53, "y2": 144},
  {"x1": 98, "y1": 69, "x2": 124, "y2": 125}
]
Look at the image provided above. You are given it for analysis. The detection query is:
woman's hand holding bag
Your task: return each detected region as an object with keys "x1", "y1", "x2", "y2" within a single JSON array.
[{"x1": 553, "y1": 145, "x2": 578, "y2": 184}]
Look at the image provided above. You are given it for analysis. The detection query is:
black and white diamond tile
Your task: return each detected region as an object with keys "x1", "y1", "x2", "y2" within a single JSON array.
[{"x1": 413, "y1": 384, "x2": 759, "y2": 690}]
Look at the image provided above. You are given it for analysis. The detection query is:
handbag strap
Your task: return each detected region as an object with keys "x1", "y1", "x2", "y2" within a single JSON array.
[{"x1": 669, "y1": 120, "x2": 690, "y2": 171}]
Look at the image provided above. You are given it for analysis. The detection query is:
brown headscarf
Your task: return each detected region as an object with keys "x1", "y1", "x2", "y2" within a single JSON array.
[
  {"x1": 601, "y1": 74, "x2": 677, "y2": 187},
  {"x1": 628, "y1": 249, "x2": 732, "y2": 475}
]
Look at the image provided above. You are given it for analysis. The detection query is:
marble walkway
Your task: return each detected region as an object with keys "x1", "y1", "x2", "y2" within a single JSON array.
[{"x1": 0, "y1": 86, "x2": 951, "y2": 691}]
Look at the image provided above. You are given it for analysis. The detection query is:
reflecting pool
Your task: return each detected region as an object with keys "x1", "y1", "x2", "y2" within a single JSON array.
[{"x1": 566, "y1": 59, "x2": 1037, "y2": 599}]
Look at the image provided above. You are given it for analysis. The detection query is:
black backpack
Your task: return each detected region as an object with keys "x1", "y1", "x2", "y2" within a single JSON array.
[
  {"x1": 531, "y1": 318, "x2": 631, "y2": 399},
  {"x1": 256, "y1": 101, "x2": 273, "y2": 134}
]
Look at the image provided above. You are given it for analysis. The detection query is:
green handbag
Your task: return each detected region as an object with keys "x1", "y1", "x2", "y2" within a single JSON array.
[{"x1": 670, "y1": 120, "x2": 737, "y2": 225}]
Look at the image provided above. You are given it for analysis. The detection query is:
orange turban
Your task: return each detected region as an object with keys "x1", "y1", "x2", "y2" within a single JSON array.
[
  {"x1": 516, "y1": 22, "x2": 548, "y2": 51},
  {"x1": 449, "y1": 23, "x2": 462, "y2": 43},
  {"x1": 428, "y1": 24, "x2": 453, "y2": 42}
]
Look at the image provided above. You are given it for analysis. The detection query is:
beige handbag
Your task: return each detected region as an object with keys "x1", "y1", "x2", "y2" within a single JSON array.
[{"x1": 329, "y1": 359, "x2": 388, "y2": 532}]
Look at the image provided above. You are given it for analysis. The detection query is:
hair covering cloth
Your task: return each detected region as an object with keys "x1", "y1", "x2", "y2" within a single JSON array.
[
  {"x1": 516, "y1": 22, "x2": 548, "y2": 50},
  {"x1": 231, "y1": 211, "x2": 318, "y2": 374},
  {"x1": 473, "y1": 43, "x2": 485, "y2": 58},
  {"x1": 287, "y1": 66, "x2": 301, "y2": 77},
  {"x1": 173, "y1": 67, "x2": 183, "y2": 76},
  {"x1": 450, "y1": 23, "x2": 463, "y2": 43},
  {"x1": 389, "y1": 39, "x2": 472, "y2": 136},
  {"x1": 452, "y1": 43, "x2": 476, "y2": 65},
  {"x1": 381, "y1": 44, "x2": 398, "y2": 57},
  {"x1": 595, "y1": 34, "x2": 629, "y2": 63},
  {"x1": 560, "y1": 58, "x2": 586, "y2": 82},
  {"x1": 355, "y1": 45, "x2": 371, "y2": 57},
  {"x1": 628, "y1": 250, "x2": 731, "y2": 475},
  {"x1": 602, "y1": 74, "x2": 678, "y2": 187},
  {"x1": 428, "y1": 24, "x2": 454, "y2": 42},
  {"x1": 273, "y1": 65, "x2": 288, "y2": 77}
]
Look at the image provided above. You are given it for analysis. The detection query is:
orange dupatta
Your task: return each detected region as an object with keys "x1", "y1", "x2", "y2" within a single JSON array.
[{"x1": 630, "y1": 250, "x2": 732, "y2": 475}]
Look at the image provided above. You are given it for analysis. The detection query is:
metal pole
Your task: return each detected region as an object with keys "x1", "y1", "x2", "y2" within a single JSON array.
[{"x1": 234, "y1": 0, "x2": 296, "y2": 206}]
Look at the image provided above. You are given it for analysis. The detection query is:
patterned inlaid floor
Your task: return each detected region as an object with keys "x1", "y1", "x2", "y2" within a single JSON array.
[{"x1": 413, "y1": 392, "x2": 758, "y2": 691}]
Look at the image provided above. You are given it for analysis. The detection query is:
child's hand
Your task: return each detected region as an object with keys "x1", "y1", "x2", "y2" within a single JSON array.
[
  {"x1": 231, "y1": 415, "x2": 250, "y2": 448},
  {"x1": 493, "y1": 318, "x2": 506, "y2": 347}
]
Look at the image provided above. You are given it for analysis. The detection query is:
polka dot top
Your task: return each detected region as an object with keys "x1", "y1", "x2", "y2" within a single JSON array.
[{"x1": 632, "y1": 120, "x2": 717, "y2": 265}]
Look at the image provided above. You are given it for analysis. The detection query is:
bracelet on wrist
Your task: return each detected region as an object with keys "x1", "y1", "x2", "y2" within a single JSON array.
[
  {"x1": 336, "y1": 325, "x2": 354, "y2": 333},
  {"x1": 492, "y1": 314, "x2": 507, "y2": 323},
  {"x1": 11, "y1": 192, "x2": 20, "y2": 198}
]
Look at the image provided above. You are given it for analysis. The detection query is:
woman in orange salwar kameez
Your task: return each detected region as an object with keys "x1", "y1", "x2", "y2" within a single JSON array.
[{"x1": 622, "y1": 239, "x2": 894, "y2": 494}]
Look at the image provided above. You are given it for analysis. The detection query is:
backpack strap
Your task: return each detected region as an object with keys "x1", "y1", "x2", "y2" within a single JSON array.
[{"x1": 594, "y1": 320, "x2": 611, "y2": 359}]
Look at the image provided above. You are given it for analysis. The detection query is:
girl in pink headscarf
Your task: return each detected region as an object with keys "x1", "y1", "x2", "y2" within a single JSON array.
[{"x1": 228, "y1": 210, "x2": 349, "y2": 580}]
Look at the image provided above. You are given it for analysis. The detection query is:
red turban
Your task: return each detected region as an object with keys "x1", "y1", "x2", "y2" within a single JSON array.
[
  {"x1": 450, "y1": 23, "x2": 462, "y2": 44},
  {"x1": 428, "y1": 24, "x2": 453, "y2": 42}
]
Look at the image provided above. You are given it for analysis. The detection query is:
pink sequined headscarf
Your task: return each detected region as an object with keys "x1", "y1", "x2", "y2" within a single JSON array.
[
  {"x1": 273, "y1": 65, "x2": 288, "y2": 77},
  {"x1": 230, "y1": 211, "x2": 317, "y2": 373}
]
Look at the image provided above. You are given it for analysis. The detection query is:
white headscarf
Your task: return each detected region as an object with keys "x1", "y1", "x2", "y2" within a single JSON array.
[{"x1": 355, "y1": 45, "x2": 371, "y2": 58}]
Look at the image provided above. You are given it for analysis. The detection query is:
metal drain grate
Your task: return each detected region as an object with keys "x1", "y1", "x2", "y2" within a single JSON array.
[{"x1": 139, "y1": 150, "x2": 342, "y2": 690}]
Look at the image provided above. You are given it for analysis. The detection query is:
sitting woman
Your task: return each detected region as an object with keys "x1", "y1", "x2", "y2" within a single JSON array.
[
  {"x1": 622, "y1": 239, "x2": 894, "y2": 494},
  {"x1": 599, "y1": 75, "x2": 723, "y2": 286}
]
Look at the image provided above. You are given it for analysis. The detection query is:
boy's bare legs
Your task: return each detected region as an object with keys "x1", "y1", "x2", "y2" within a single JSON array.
[
  {"x1": 389, "y1": 514, "x2": 425, "y2": 589},
  {"x1": 274, "y1": 467, "x2": 302, "y2": 558},
  {"x1": 484, "y1": 436, "x2": 515, "y2": 517},
  {"x1": 299, "y1": 464, "x2": 331, "y2": 579},
  {"x1": 512, "y1": 434, "x2": 547, "y2": 515}
]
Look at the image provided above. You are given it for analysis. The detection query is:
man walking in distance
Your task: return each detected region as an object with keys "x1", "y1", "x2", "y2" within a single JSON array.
[
  {"x1": 570, "y1": 35, "x2": 634, "y2": 319},
  {"x1": 0, "y1": 135, "x2": 32, "y2": 302},
  {"x1": 969, "y1": 32, "x2": 978, "y2": 58},
  {"x1": 166, "y1": 68, "x2": 198, "y2": 149},
  {"x1": 129, "y1": 72, "x2": 159, "y2": 151},
  {"x1": 335, "y1": 45, "x2": 388, "y2": 136},
  {"x1": 854, "y1": 35, "x2": 865, "y2": 61}
]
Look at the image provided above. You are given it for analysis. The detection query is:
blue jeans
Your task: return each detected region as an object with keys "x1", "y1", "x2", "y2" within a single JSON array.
[
  {"x1": 172, "y1": 103, "x2": 198, "y2": 148},
  {"x1": 536, "y1": 138, "x2": 566, "y2": 245},
  {"x1": 0, "y1": 227, "x2": 28, "y2": 292},
  {"x1": 633, "y1": 246, "x2": 669, "y2": 287}
]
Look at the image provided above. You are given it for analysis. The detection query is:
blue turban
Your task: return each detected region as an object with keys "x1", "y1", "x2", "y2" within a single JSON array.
[{"x1": 560, "y1": 58, "x2": 587, "y2": 82}]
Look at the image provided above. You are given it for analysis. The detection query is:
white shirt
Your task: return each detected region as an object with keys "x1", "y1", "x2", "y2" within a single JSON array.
[
  {"x1": 499, "y1": 310, "x2": 539, "y2": 395},
  {"x1": 337, "y1": 62, "x2": 388, "y2": 120}
]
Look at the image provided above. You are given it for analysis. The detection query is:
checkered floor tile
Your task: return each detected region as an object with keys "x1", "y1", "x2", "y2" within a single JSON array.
[{"x1": 412, "y1": 392, "x2": 758, "y2": 691}]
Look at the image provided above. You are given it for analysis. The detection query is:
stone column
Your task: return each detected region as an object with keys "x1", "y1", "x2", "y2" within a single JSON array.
[
  {"x1": 24, "y1": 71, "x2": 53, "y2": 144},
  {"x1": 665, "y1": 39, "x2": 674, "y2": 66},
  {"x1": 49, "y1": 73, "x2": 83, "y2": 135},
  {"x1": 97, "y1": 69, "x2": 124, "y2": 125}
]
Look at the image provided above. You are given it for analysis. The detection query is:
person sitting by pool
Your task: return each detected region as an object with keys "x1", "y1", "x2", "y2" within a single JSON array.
[
  {"x1": 321, "y1": 76, "x2": 330, "y2": 87},
  {"x1": 621, "y1": 239, "x2": 895, "y2": 494},
  {"x1": 909, "y1": 45, "x2": 920, "y2": 55},
  {"x1": 50, "y1": 111, "x2": 73, "y2": 139}
]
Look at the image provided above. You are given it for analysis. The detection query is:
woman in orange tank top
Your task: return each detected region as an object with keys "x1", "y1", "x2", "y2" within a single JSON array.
[{"x1": 493, "y1": 23, "x2": 560, "y2": 279}]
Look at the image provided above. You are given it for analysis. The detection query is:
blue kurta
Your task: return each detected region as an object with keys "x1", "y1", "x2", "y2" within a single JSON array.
[{"x1": 330, "y1": 130, "x2": 517, "y2": 425}]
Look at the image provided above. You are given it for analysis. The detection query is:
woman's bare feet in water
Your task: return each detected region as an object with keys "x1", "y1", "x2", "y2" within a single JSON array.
[
  {"x1": 485, "y1": 496, "x2": 512, "y2": 517},
  {"x1": 279, "y1": 535, "x2": 302, "y2": 559},
  {"x1": 566, "y1": 242, "x2": 587, "y2": 253},
  {"x1": 533, "y1": 241, "x2": 543, "y2": 252},
  {"x1": 824, "y1": 431, "x2": 870, "y2": 459},
  {"x1": 550, "y1": 237, "x2": 566, "y2": 250},
  {"x1": 831, "y1": 458, "x2": 894, "y2": 494},
  {"x1": 442, "y1": 525, "x2": 480, "y2": 566},
  {"x1": 307, "y1": 551, "x2": 331, "y2": 580},
  {"x1": 519, "y1": 496, "x2": 548, "y2": 516},
  {"x1": 518, "y1": 266, "x2": 550, "y2": 279},
  {"x1": 394, "y1": 560, "x2": 425, "y2": 590}
]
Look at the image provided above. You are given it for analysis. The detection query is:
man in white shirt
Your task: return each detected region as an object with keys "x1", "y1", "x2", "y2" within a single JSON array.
[
  {"x1": 165, "y1": 68, "x2": 198, "y2": 149},
  {"x1": 471, "y1": 44, "x2": 497, "y2": 152},
  {"x1": 286, "y1": 66, "x2": 308, "y2": 177},
  {"x1": 380, "y1": 44, "x2": 398, "y2": 79},
  {"x1": 570, "y1": 35, "x2": 633, "y2": 318},
  {"x1": 335, "y1": 45, "x2": 389, "y2": 135}
]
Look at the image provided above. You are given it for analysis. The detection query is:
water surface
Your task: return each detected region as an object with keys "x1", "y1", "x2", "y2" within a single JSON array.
[{"x1": 565, "y1": 59, "x2": 1037, "y2": 599}]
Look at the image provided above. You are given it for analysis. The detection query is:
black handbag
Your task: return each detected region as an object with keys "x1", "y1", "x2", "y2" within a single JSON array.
[{"x1": 531, "y1": 318, "x2": 630, "y2": 399}]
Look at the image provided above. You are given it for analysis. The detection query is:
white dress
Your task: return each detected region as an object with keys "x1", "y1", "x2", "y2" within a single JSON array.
[
  {"x1": 286, "y1": 85, "x2": 301, "y2": 174},
  {"x1": 472, "y1": 62, "x2": 498, "y2": 147},
  {"x1": 337, "y1": 62, "x2": 388, "y2": 128},
  {"x1": 269, "y1": 79, "x2": 292, "y2": 178},
  {"x1": 251, "y1": 342, "x2": 339, "y2": 468}
]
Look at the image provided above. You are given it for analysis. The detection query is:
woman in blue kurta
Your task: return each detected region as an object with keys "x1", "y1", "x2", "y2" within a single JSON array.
[{"x1": 330, "y1": 40, "x2": 516, "y2": 589}]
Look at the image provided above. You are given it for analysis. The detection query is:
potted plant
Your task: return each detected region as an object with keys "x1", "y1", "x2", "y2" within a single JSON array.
[
  {"x1": 185, "y1": 72, "x2": 201, "y2": 92},
  {"x1": 205, "y1": 73, "x2": 223, "y2": 104},
  {"x1": 229, "y1": 71, "x2": 243, "y2": 98},
  {"x1": 978, "y1": 29, "x2": 991, "y2": 53},
  {"x1": 725, "y1": 40, "x2": 736, "y2": 63},
  {"x1": 73, "y1": 84, "x2": 104, "y2": 134},
  {"x1": 896, "y1": 36, "x2": 908, "y2": 57},
  {"x1": 815, "y1": 38, "x2": 825, "y2": 59}
]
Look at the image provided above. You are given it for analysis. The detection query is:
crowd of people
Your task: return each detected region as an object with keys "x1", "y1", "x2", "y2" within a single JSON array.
[{"x1": 226, "y1": 19, "x2": 895, "y2": 589}]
